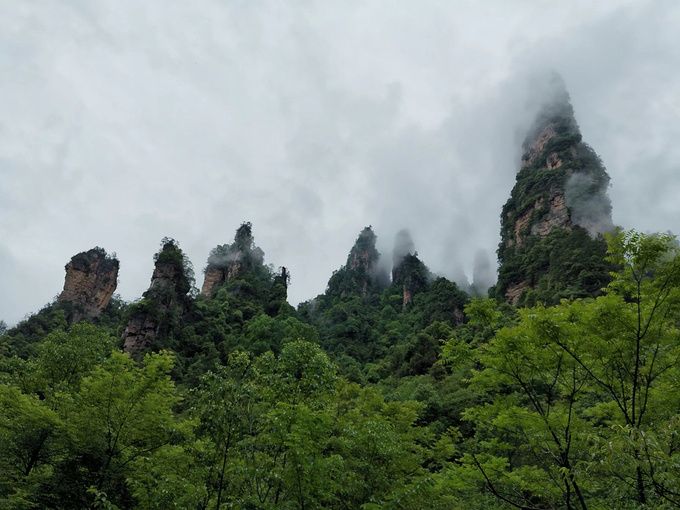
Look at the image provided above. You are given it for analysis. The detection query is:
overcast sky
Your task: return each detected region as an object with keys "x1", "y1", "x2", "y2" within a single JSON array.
[{"x1": 1, "y1": 0, "x2": 679, "y2": 325}]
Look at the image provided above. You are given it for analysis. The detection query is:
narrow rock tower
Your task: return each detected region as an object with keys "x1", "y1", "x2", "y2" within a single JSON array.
[
  {"x1": 122, "y1": 238, "x2": 193, "y2": 354},
  {"x1": 496, "y1": 74, "x2": 614, "y2": 306},
  {"x1": 391, "y1": 230, "x2": 429, "y2": 308},
  {"x1": 201, "y1": 222, "x2": 265, "y2": 297},
  {"x1": 58, "y1": 248, "x2": 119, "y2": 323},
  {"x1": 325, "y1": 226, "x2": 387, "y2": 299}
]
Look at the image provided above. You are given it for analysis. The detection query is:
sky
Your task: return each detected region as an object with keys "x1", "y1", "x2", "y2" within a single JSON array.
[{"x1": 1, "y1": 0, "x2": 679, "y2": 325}]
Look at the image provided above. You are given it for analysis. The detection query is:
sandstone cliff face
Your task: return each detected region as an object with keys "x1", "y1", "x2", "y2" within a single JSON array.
[
  {"x1": 201, "y1": 267, "x2": 225, "y2": 296},
  {"x1": 391, "y1": 229, "x2": 422, "y2": 307},
  {"x1": 511, "y1": 189, "x2": 572, "y2": 245},
  {"x1": 348, "y1": 227, "x2": 379, "y2": 274},
  {"x1": 530, "y1": 192, "x2": 572, "y2": 238},
  {"x1": 150, "y1": 260, "x2": 181, "y2": 291},
  {"x1": 325, "y1": 227, "x2": 386, "y2": 299},
  {"x1": 58, "y1": 248, "x2": 119, "y2": 323},
  {"x1": 504, "y1": 281, "x2": 529, "y2": 307},
  {"x1": 402, "y1": 286, "x2": 414, "y2": 307},
  {"x1": 392, "y1": 253, "x2": 429, "y2": 309},
  {"x1": 122, "y1": 314, "x2": 157, "y2": 353},
  {"x1": 521, "y1": 125, "x2": 556, "y2": 169}
]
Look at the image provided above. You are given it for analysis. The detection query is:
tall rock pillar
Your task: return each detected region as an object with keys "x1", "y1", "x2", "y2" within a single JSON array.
[
  {"x1": 496, "y1": 74, "x2": 614, "y2": 306},
  {"x1": 58, "y1": 248, "x2": 119, "y2": 323}
]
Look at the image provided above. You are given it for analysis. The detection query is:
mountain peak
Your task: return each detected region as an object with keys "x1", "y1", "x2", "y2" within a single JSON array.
[
  {"x1": 122, "y1": 238, "x2": 192, "y2": 354},
  {"x1": 347, "y1": 226, "x2": 379, "y2": 272},
  {"x1": 495, "y1": 76, "x2": 614, "y2": 306},
  {"x1": 201, "y1": 222, "x2": 266, "y2": 297}
]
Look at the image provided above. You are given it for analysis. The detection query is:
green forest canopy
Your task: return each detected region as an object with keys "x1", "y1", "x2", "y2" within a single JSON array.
[{"x1": 2, "y1": 230, "x2": 680, "y2": 509}]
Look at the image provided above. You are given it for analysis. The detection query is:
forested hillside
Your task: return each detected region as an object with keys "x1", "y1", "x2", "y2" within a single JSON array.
[{"x1": 3, "y1": 88, "x2": 680, "y2": 509}]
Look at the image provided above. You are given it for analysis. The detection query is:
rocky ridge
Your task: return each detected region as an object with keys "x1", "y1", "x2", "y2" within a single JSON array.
[{"x1": 391, "y1": 230, "x2": 429, "y2": 308}]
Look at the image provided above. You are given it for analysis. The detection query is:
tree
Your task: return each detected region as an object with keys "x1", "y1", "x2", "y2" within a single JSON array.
[
  {"x1": 0, "y1": 385, "x2": 64, "y2": 505},
  {"x1": 53, "y1": 351, "x2": 181, "y2": 508},
  {"x1": 190, "y1": 351, "x2": 260, "y2": 510},
  {"x1": 448, "y1": 230, "x2": 680, "y2": 509},
  {"x1": 34, "y1": 323, "x2": 113, "y2": 396}
]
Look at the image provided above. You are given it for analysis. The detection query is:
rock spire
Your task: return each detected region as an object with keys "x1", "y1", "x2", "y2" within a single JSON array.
[
  {"x1": 58, "y1": 248, "x2": 119, "y2": 323},
  {"x1": 201, "y1": 222, "x2": 265, "y2": 297},
  {"x1": 122, "y1": 238, "x2": 193, "y2": 354},
  {"x1": 496, "y1": 74, "x2": 614, "y2": 306}
]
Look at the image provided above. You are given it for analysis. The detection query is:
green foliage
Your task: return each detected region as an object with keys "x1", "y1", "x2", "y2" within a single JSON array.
[
  {"x1": 1, "y1": 303, "x2": 69, "y2": 358},
  {"x1": 0, "y1": 323, "x2": 182, "y2": 509},
  {"x1": 495, "y1": 227, "x2": 614, "y2": 306},
  {"x1": 324, "y1": 227, "x2": 386, "y2": 300},
  {"x1": 166, "y1": 223, "x2": 292, "y2": 379},
  {"x1": 453, "y1": 230, "x2": 680, "y2": 509},
  {"x1": 70, "y1": 247, "x2": 119, "y2": 275},
  {"x1": 0, "y1": 385, "x2": 64, "y2": 505},
  {"x1": 153, "y1": 237, "x2": 195, "y2": 297},
  {"x1": 203, "y1": 222, "x2": 265, "y2": 278},
  {"x1": 143, "y1": 342, "x2": 437, "y2": 509},
  {"x1": 35, "y1": 324, "x2": 113, "y2": 390},
  {"x1": 120, "y1": 238, "x2": 197, "y2": 360},
  {"x1": 9, "y1": 204, "x2": 680, "y2": 509},
  {"x1": 303, "y1": 243, "x2": 469, "y2": 378}
]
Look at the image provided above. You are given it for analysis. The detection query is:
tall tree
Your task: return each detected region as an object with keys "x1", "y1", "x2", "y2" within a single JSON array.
[{"x1": 449, "y1": 230, "x2": 680, "y2": 509}]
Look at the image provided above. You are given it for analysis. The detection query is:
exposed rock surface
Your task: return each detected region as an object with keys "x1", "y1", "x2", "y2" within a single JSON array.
[
  {"x1": 390, "y1": 230, "x2": 432, "y2": 308},
  {"x1": 511, "y1": 192, "x2": 574, "y2": 246},
  {"x1": 402, "y1": 286, "x2": 414, "y2": 307},
  {"x1": 122, "y1": 314, "x2": 157, "y2": 353},
  {"x1": 201, "y1": 267, "x2": 224, "y2": 296},
  {"x1": 150, "y1": 260, "x2": 181, "y2": 291},
  {"x1": 393, "y1": 255, "x2": 428, "y2": 309},
  {"x1": 505, "y1": 281, "x2": 529, "y2": 306},
  {"x1": 324, "y1": 226, "x2": 387, "y2": 299},
  {"x1": 201, "y1": 223, "x2": 263, "y2": 297},
  {"x1": 122, "y1": 239, "x2": 191, "y2": 355},
  {"x1": 521, "y1": 125, "x2": 556, "y2": 169},
  {"x1": 496, "y1": 74, "x2": 614, "y2": 306},
  {"x1": 58, "y1": 248, "x2": 119, "y2": 323},
  {"x1": 530, "y1": 192, "x2": 571, "y2": 237},
  {"x1": 512, "y1": 200, "x2": 543, "y2": 245},
  {"x1": 348, "y1": 227, "x2": 379, "y2": 274},
  {"x1": 343, "y1": 227, "x2": 382, "y2": 297}
]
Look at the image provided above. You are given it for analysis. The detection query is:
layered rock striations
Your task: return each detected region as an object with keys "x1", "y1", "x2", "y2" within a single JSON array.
[
  {"x1": 496, "y1": 75, "x2": 614, "y2": 306},
  {"x1": 122, "y1": 238, "x2": 193, "y2": 354},
  {"x1": 58, "y1": 248, "x2": 119, "y2": 323}
]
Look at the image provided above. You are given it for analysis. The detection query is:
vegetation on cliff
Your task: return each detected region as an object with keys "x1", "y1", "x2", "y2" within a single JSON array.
[{"x1": 495, "y1": 76, "x2": 614, "y2": 307}]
